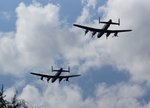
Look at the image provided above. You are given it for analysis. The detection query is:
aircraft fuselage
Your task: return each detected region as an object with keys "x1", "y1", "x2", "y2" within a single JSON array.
[
  {"x1": 97, "y1": 19, "x2": 112, "y2": 38},
  {"x1": 51, "y1": 70, "x2": 62, "y2": 83}
]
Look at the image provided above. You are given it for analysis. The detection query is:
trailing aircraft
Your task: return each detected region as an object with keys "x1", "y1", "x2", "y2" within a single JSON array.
[
  {"x1": 30, "y1": 66, "x2": 81, "y2": 83},
  {"x1": 73, "y1": 18, "x2": 132, "y2": 38}
]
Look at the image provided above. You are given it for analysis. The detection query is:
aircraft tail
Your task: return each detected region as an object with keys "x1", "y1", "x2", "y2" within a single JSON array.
[
  {"x1": 62, "y1": 67, "x2": 70, "y2": 73},
  {"x1": 109, "y1": 19, "x2": 120, "y2": 25},
  {"x1": 99, "y1": 17, "x2": 120, "y2": 26},
  {"x1": 51, "y1": 66, "x2": 58, "y2": 72},
  {"x1": 51, "y1": 66, "x2": 70, "y2": 72}
]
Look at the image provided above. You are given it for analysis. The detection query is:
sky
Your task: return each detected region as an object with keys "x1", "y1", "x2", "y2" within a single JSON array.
[{"x1": 0, "y1": 0, "x2": 150, "y2": 108}]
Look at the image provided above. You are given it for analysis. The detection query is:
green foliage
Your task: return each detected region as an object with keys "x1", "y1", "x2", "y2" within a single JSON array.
[{"x1": 0, "y1": 85, "x2": 28, "y2": 108}]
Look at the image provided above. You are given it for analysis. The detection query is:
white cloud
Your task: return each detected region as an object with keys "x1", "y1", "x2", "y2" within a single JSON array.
[
  {"x1": 0, "y1": 2, "x2": 73, "y2": 74},
  {"x1": 82, "y1": 0, "x2": 97, "y2": 9},
  {"x1": 76, "y1": 7, "x2": 90, "y2": 24},
  {"x1": 94, "y1": 83, "x2": 145, "y2": 108},
  {"x1": 19, "y1": 85, "x2": 42, "y2": 106},
  {"x1": 17, "y1": 83, "x2": 149, "y2": 108},
  {"x1": 0, "y1": 1, "x2": 99, "y2": 75},
  {"x1": 4, "y1": 87, "x2": 16, "y2": 102},
  {"x1": 0, "y1": 0, "x2": 150, "y2": 107},
  {"x1": 96, "y1": 0, "x2": 150, "y2": 83},
  {"x1": 70, "y1": 0, "x2": 150, "y2": 83},
  {"x1": 15, "y1": 3, "x2": 61, "y2": 68},
  {"x1": 0, "y1": 32, "x2": 21, "y2": 73},
  {"x1": 19, "y1": 84, "x2": 88, "y2": 108}
]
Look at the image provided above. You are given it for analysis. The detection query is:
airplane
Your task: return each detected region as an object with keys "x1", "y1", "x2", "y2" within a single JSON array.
[
  {"x1": 73, "y1": 18, "x2": 132, "y2": 39},
  {"x1": 30, "y1": 66, "x2": 81, "y2": 83}
]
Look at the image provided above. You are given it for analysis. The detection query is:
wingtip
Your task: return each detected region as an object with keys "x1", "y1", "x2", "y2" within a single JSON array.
[
  {"x1": 30, "y1": 72, "x2": 34, "y2": 74},
  {"x1": 73, "y1": 24, "x2": 77, "y2": 26}
]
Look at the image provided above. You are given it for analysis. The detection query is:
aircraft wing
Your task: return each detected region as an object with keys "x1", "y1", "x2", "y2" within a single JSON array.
[
  {"x1": 30, "y1": 72, "x2": 56, "y2": 78},
  {"x1": 74, "y1": 24, "x2": 132, "y2": 33},
  {"x1": 106, "y1": 29, "x2": 132, "y2": 33},
  {"x1": 73, "y1": 24, "x2": 100, "y2": 32},
  {"x1": 30, "y1": 72, "x2": 80, "y2": 78},
  {"x1": 58, "y1": 74, "x2": 81, "y2": 78}
]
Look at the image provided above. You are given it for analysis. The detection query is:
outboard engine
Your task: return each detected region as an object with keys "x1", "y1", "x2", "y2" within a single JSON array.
[
  {"x1": 59, "y1": 78, "x2": 63, "y2": 83},
  {"x1": 41, "y1": 76, "x2": 43, "y2": 81},
  {"x1": 114, "y1": 32, "x2": 118, "y2": 37},
  {"x1": 106, "y1": 32, "x2": 111, "y2": 37},
  {"x1": 97, "y1": 32, "x2": 103, "y2": 38},
  {"x1": 92, "y1": 31, "x2": 96, "y2": 37},
  {"x1": 47, "y1": 78, "x2": 51, "y2": 82},
  {"x1": 85, "y1": 29, "x2": 88, "y2": 35},
  {"x1": 66, "y1": 77, "x2": 69, "y2": 81}
]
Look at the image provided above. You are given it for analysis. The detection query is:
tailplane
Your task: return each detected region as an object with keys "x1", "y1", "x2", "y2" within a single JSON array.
[{"x1": 99, "y1": 17, "x2": 120, "y2": 26}]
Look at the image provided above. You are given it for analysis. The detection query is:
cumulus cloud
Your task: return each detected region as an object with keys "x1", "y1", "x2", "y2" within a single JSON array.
[
  {"x1": 82, "y1": 0, "x2": 97, "y2": 9},
  {"x1": 17, "y1": 83, "x2": 150, "y2": 108},
  {"x1": 1, "y1": 0, "x2": 150, "y2": 107},
  {"x1": 73, "y1": 0, "x2": 150, "y2": 83},
  {"x1": 97, "y1": 0, "x2": 150, "y2": 83},
  {"x1": 15, "y1": 2, "x2": 61, "y2": 68},
  {"x1": 0, "y1": 32, "x2": 20, "y2": 73},
  {"x1": 0, "y1": 1, "x2": 103, "y2": 75},
  {"x1": 0, "y1": 2, "x2": 81, "y2": 74}
]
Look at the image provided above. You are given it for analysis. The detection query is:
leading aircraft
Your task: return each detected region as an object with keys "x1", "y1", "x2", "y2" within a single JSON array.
[
  {"x1": 30, "y1": 66, "x2": 81, "y2": 83},
  {"x1": 73, "y1": 18, "x2": 132, "y2": 39}
]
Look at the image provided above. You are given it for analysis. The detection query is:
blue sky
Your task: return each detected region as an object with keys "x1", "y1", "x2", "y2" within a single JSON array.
[
  {"x1": 0, "y1": 0, "x2": 150, "y2": 108},
  {"x1": 0, "y1": 0, "x2": 31, "y2": 31}
]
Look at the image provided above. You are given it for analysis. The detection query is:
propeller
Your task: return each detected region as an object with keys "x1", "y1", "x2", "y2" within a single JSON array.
[{"x1": 47, "y1": 78, "x2": 51, "y2": 82}]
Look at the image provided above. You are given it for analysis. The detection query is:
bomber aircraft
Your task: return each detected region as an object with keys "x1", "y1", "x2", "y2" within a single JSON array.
[
  {"x1": 73, "y1": 18, "x2": 132, "y2": 39},
  {"x1": 30, "y1": 66, "x2": 81, "y2": 83}
]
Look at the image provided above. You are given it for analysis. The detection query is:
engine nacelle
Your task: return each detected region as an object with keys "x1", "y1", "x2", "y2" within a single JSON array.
[
  {"x1": 114, "y1": 32, "x2": 118, "y2": 36},
  {"x1": 97, "y1": 32, "x2": 103, "y2": 38},
  {"x1": 41, "y1": 77, "x2": 43, "y2": 81},
  {"x1": 66, "y1": 77, "x2": 69, "y2": 81},
  {"x1": 106, "y1": 32, "x2": 111, "y2": 37},
  {"x1": 59, "y1": 78, "x2": 63, "y2": 83},
  {"x1": 85, "y1": 29, "x2": 88, "y2": 35},
  {"x1": 92, "y1": 31, "x2": 96, "y2": 36},
  {"x1": 47, "y1": 78, "x2": 51, "y2": 82}
]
